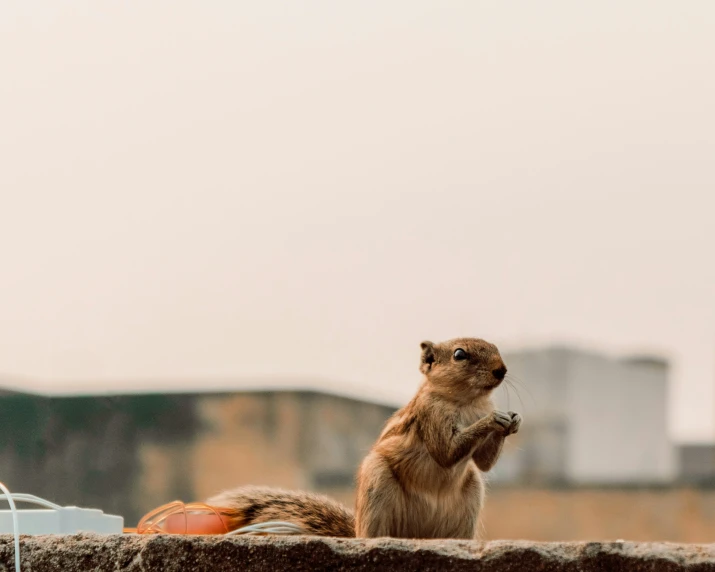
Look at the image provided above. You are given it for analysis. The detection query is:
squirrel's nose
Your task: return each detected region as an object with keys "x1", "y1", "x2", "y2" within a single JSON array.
[{"x1": 492, "y1": 366, "x2": 507, "y2": 382}]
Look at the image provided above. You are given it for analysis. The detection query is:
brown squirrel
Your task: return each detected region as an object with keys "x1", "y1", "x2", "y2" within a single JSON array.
[{"x1": 208, "y1": 337, "x2": 520, "y2": 539}]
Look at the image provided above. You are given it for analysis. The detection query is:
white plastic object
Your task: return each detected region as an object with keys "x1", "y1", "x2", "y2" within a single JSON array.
[{"x1": 0, "y1": 493, "x2": 123, "y2": 535}]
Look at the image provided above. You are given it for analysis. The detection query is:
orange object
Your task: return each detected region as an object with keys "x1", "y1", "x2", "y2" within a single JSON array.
[{"x1": 126, "y1": 501, "x2": 235, "y2": 535}]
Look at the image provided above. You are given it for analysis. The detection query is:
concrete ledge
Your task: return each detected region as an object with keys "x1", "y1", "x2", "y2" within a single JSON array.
[{"x1": 2, "y1": 534, "x2": 715, "y2": 571}]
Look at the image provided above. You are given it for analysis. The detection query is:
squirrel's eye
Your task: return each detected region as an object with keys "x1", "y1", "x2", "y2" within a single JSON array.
[{"x1": 453, "y1": 349, "x2": 468, "y2": 361}]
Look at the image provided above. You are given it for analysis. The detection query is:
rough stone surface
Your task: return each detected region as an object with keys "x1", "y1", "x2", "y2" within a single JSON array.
[{"x1": 2, "y1": 534, "x2": 715, "y2": 571}]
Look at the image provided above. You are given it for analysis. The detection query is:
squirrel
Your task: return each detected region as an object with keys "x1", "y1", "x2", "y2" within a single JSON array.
[{"x1": 207, "y1": 337, "x2": 520, "y2": 539}]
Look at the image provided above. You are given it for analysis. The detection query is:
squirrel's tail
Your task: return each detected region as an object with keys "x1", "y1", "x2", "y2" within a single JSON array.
[{"x1": 207, "y1": 485, "x2": 355, "y2": 537}]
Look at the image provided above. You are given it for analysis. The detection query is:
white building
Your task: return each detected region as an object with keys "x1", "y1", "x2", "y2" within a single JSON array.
[{"x1": 491, "y1": 347, "x2": 675, "y2": 485}]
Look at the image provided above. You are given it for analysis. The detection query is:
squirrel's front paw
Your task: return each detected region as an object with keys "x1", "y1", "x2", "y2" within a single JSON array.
[
  {"x1": 490, "y1": 410, "x2": 521, "y2": 436},
  {"x1": 505, "y1": 411, "x2": 521, "y2": 436},
  {"x1": 490, "y1": 410, "x2": 513, "y2": 434}
]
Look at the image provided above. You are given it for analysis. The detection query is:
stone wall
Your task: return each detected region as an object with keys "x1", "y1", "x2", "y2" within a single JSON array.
[{"x1": 2, "y1": 534, "x2": 715, "y2": 571}]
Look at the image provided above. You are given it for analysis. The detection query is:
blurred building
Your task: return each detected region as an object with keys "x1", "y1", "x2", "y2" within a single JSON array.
[
  {"x1": 0, "y1": 389, "x2": 395, "y2": 525},
  {"x1": 492, "y1": 347, "x2": 676, "y2": 485},
  {"x1": 4, "y1": 346, "x2": 715, "y2": 542}
]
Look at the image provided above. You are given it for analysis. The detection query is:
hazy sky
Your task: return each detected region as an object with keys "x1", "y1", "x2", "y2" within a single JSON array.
[{"x1": 1, "y1": 2, "x2": 714, "y2": 442}]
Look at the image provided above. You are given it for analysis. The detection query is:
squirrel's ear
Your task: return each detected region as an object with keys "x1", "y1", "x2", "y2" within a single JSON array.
[{"x1": 420, "y1": 341, "x2": 435, "y2": 374}]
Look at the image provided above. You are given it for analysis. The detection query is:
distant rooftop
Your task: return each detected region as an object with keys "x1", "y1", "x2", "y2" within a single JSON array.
[
  {"x1": 620, "y1": 355, "x2": 669, "y2": 369},
  {"x1": 0, "y1": 374, "x2": 407, "y2": 408},
  {"x1": 504, "y1": 344, "x2": 669, "y2": 368}
]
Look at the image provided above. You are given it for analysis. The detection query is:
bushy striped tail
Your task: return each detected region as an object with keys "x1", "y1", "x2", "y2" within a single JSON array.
[{"x1": 207, "y1": 485, "x2": 355, "y2": 537}]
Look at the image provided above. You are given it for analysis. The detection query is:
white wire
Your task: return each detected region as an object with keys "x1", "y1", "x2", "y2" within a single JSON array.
[
  {"x1": 0, "y1": 481, "x2": 21, "y2": 572},
  {"x1": 0, "y1": 494, "x2": 60, "y2": 511},
  {"x1": 224, "y1": 520, "x2": 305, "y2": 536}
]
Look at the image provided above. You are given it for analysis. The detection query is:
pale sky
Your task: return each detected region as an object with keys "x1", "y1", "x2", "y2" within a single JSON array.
[{"x1": 1, "y1": 1, "x2": 714, "y2": 442}]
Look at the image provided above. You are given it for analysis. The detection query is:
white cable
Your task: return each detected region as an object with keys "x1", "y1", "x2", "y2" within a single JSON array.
[
  {"x1": 0, "y1": 481, "x2": 21, "y2": 572},
  {"x1": 0, "y1": 493, "x2": 62, "y2": 510},
  {"x1": 1, "y1": 494, "x2": 60, "y2": 511},
  {"x1": 224, "y1": 520, "x2": 305, "y2": 536}
]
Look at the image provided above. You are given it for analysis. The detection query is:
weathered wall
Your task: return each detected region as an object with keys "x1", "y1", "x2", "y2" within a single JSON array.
[
  {"x1": 2, "y1": 534, "x2": 715, "y2": 571},
  {"x1": 0, "y1": 390, "x2": 394, "y2": 525},
  {"x1": 482, "y1": 487, "x2": 715, "y2": 543},
  {"x1": 0, "y1": 393, "x2": 202, "y2": 523},
  {"x1": 325, "y1": 487, "x2": 715, "y2": 543}
]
